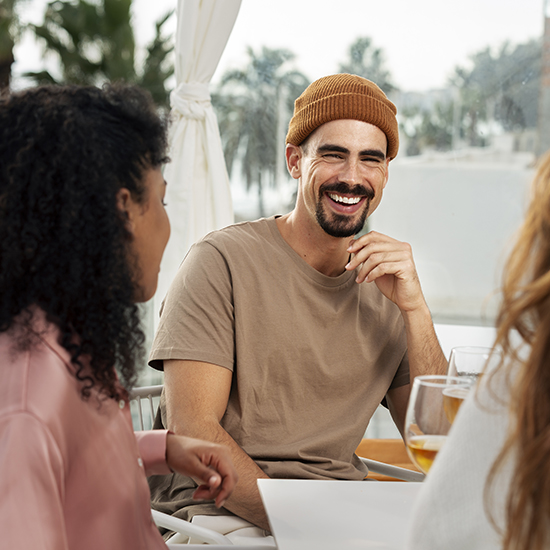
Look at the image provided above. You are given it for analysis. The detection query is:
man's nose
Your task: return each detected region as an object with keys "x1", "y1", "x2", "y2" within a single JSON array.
[{"x1": 339, "y1": 159, "x2": 361, "y2": 186}]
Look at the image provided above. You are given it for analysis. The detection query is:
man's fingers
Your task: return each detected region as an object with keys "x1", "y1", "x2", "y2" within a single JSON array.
[
  {"x1": 347, "y1": 241, "x2": 409, "y2": 271},
  {"x1": 353, "y1": 251, "x2": 410, "y2": 281},
  {"x1": 355, "y1": 261, "x2": 395, "y2": 283}
]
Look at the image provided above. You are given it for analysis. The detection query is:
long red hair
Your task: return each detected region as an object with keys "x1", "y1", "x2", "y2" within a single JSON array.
[{"x1": 487, "y1": 151, "x2": 550, "y2": 549}]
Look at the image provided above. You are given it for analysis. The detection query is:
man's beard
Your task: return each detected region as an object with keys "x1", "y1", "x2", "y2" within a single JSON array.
[{"x1": 315, "y1": 182, "x2": 374, "y2": 238}]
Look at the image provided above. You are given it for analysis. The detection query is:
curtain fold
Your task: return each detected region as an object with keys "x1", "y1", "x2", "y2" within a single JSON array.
[{"x1": 154, "y1": 0, "x2": 241, "y2": 320}]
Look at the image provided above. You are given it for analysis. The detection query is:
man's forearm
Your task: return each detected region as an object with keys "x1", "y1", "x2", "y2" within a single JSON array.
[
  {"x1": 208, "y1": 425, "x2": 270, "y2": 530},
  {"x1": 386, "y1": 304, "x2": 447, "y2": 435},
  {"x1": 402, "y1": 303, "x2": 447, "y2": 379}
]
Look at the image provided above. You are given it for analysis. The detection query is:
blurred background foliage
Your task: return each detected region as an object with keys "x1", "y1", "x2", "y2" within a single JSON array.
[
  {"x1": 1, "y1": 0, "x2": 173, "y2": 107},
  {"x1": 1, "y1": 0, "x2": 542, "y2": 211}
]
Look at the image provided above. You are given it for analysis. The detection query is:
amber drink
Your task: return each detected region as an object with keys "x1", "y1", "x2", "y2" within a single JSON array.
[
  {"x1": 406, "y1": 435, "x2": 447, "y2": 473},
  {"x1": 443, "y1": 386, "x2": 470, "y2": 424},
  {"x1": 405, "y1": 375, "x2": 472, "y2": 475}
]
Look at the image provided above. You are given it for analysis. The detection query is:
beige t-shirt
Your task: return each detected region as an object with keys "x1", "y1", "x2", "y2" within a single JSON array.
[{"x1": 149, "y1": 217, "x2": 408, "y2": 514}]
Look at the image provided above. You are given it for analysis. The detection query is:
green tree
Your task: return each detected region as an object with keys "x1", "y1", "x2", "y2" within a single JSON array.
[
  {"x1": 399, "y1": 39, "x2": 540, "y2": 155},
  {"x1": 451, "y1": 39, "x2": 541, "y2": 146},
  {"x1": 400, "y1": 101, "x2": 454, "y2": 155},
  {"x1": 338, "y1": 36, "x2": 396, "y2": 94},
  {"x1": 213, "y1": 46, "x2": 309, "y2": 217},
  {"x1": 138, "y1": 11, "x2": 174, "y2": 106},
  {"x1": 0, "y1": 0, "x2": 29, "y2": 91},
  {"x1": 26, "y1": 0, "x2": 173, "y2": 107}
]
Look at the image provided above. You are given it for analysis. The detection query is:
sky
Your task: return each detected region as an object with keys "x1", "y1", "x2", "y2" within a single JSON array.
[{"x1": 13, "y1": 0, "x2": 545, "y2": 92}]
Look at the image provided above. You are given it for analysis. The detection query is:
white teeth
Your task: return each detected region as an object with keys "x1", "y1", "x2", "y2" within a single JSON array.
[{"x1": 328, "y1": 193, "x2": 361, "y2": 205}]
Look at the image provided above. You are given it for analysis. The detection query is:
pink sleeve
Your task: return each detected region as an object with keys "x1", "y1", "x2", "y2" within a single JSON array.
[
  {"x1": 135, "y1": 429, "x2": 172, "y2": 476},
  {"x1": 0, "y1": 413, "x2": 69, "y2": 550}
]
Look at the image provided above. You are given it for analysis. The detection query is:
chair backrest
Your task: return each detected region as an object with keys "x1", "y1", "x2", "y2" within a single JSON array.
[{"x1": 129, "y1": 385, "x2": 163, "y2": 431}]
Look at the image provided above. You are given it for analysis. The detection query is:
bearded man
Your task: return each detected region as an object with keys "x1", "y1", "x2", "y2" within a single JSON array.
[{"x1": 148, "y1": 73, "x2": 447, "y2": 543}]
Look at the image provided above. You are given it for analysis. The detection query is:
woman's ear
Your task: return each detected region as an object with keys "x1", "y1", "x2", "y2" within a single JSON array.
[{"x1": 115, "y1": 188, "x2": 135, "y2": 234}]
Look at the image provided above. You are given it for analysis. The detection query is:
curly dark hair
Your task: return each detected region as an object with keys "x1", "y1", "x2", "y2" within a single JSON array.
[{"x1": 0, "y1": 83, "x2": 169, "y2": 399}]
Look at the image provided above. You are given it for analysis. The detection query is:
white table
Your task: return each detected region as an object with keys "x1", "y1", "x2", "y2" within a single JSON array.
[{"x1": 258, "y1": 479, "x2": 422, "y2": 550}]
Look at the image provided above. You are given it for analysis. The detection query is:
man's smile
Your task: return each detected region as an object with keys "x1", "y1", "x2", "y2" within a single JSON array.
[
  {"x1": 324, "y1": 192, "x2": 368, "y2": 216},
  {"x1": 327, "y1": 193, "x2": 363, "y2": 205},
  {"x1": 321, "y1": 183, "x2": 373, "y2": 216}
]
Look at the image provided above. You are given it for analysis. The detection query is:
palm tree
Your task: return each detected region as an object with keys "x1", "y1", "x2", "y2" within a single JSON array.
[
  {"x1": 0, "y1": 0, "x2": 29, "y2": 91},
  {"x1": 213, "y1": 46, "x2": 309, "y2": 217},
  {"x1": 26, "y1": 0, "x2": 173, "y2": 107},
  {"x1": 138, "y1": 11, "x2": 174, "y2": 107},
  {"x1": 450, "y1": 40, "x2": 541, "y2": 147},
  {"x1": 338, "y1": 37, "x2": 396, "y2": 95}
]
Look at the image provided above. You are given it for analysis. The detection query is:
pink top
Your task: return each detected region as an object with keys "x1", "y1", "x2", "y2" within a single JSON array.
[{"x1": 0, "y1": 312, "x2": 171, "y2": 549}]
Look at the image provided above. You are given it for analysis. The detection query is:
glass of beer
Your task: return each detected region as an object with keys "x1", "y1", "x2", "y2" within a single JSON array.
[
  {"x1": 447, "y1": 346, "x2": 501, "y2": 382},
  {"x1": 405, "y1": 375, "x2": 472, "y2": 474}
]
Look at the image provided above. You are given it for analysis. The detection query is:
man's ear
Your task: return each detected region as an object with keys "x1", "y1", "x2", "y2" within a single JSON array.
[
  {"x1": 115, "y1": 187, "x2": 135, "y2": 233},
  {"x1": 286, "y1": 143, "x2": 303, "y2": 179}
]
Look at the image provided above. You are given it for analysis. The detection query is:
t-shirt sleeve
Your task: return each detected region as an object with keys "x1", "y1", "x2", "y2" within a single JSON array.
[
  {"x1": 0, "y1": 413, "x2": 69, "y2": 550},
  {"x1": 149, "y1": 240, "x2": 235, "y2": 372},
  {"x1": 388, "y1": 348, "x2": 410, "y2": 390}
]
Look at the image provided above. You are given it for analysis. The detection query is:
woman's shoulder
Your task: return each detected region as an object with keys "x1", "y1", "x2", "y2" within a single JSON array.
[{"x1": 0, "y1": 317, "x2": 78, "y2": 422}]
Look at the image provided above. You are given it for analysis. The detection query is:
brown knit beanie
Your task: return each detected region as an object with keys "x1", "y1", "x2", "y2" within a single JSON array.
[{"x1": 286, "y1": 73, "x2": 399, "y2": 159}]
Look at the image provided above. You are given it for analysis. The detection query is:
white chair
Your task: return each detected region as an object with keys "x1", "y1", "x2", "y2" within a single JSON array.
[
  {"x1": 155, "y1": 509, "x2": 232, "y2": 546},
  {"x1": 130, "y1": 385, "x2": 162, "y2": 430},
  {"x1": 155, "y1": 508, "x2": 272, "y2": 548},
  {"x1": 359, "y1": 456, "x2": 424, "y2": 482}
]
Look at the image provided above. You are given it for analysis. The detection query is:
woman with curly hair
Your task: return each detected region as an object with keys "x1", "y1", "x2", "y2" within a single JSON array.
[
  {"x1": 0, "y1": 84, "x2": 237, "y2": 549},
  {"x1": 408, "y1": 152, "x2": 550, "y2": 550}
]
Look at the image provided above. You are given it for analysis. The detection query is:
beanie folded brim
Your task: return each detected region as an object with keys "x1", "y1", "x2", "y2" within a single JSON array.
[{"x1": 286, "y1": 74, "x2": 399, "y2": 160}]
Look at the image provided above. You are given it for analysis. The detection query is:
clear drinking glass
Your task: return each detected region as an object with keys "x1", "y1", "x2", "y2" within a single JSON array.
[
  {"x1": 447, "y1": 346, "x2": 501, "y2": 383},
  {"x1": 404, "y1": 375, "x2": 472, "y2": 474}
]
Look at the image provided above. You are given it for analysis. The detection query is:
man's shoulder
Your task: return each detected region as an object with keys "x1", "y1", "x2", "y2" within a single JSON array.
[{"x1": 200, "y1": 217, "x2": 277, "y2": 250}]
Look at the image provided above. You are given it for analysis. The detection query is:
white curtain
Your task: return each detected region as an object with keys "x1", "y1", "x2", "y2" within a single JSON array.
[{"x1": 154, "y1": 0, "x2": 241, "y2": 320}]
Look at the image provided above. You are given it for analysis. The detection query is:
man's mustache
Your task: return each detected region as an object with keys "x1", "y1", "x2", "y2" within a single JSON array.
[{"x1": 319, "y1": 182, "x2": 375, "y2": 200}]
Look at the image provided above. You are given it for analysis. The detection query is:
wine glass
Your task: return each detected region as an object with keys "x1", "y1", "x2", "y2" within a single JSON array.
[
  {"x1": 404, "y1": 375, "x2": 472, "y2": 474},
  {"x1": 447, "y1": 346, "x2": 501, "y2": 383}
]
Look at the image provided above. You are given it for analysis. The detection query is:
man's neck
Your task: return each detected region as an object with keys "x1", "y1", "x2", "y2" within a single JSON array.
[{"x1": 275, "y1": 211, "x2": 352, "y2": 277}]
